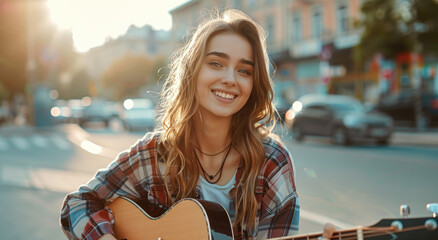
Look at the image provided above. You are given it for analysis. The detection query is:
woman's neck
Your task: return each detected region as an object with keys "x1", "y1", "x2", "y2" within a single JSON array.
[{"x1": 193, "y1": 111, "x2": 232, "y2": 154}]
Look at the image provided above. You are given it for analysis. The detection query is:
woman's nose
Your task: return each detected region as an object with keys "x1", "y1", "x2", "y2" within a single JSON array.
[{"x1": 221, "y1": 68, "x2": 236, "y2": 85}]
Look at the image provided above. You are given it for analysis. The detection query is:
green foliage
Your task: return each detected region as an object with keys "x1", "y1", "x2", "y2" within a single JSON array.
[
  {"x1": 413, "y1": 0, "x2": 438, "y2": 54},
  {"x1": 355, "y1": 0, "x2": 438, "y2": 65}
]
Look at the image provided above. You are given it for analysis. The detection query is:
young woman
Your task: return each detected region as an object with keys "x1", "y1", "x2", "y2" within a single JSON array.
[{"x1": 60, "y1": 9, "x2": 300, "y2": 240}]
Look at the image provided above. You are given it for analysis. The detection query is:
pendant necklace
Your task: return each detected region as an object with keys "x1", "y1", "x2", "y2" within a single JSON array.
[
  {"x1": 193, "y1": 142, "x2": 232, "y2": 156},
  {"x1": 194, "y1": 143, "x2": 232, "y2": 184}
]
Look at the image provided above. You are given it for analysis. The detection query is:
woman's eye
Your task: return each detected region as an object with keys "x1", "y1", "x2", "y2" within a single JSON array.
[
  {"x1": 209, "y1": 62, "x2": 222, "y2": 68},
  {"x1": 238, "y1": 68, "x2": 252, "y2": 76}
]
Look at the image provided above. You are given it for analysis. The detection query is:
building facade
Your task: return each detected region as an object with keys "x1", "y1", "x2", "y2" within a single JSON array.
[
  {"x1": 85, "y1": 25, "x2": 172, "y2": 82},
  {"x1": 170, "y1": 0, "x2": 366, "y2": 104}
]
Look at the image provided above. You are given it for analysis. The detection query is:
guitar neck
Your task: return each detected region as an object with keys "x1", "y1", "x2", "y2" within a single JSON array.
[
  {"x1": 271, "y1": 218, "x2": 437, "y2": 240},
  {"x1": 270, "y1": 227, "x2": 367, "y2": 240}
]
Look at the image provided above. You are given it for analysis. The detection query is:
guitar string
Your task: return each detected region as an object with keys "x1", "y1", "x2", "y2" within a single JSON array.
[
  {"x1": 355, "y1": 225, "x2": 428, "y2": 240},
  {"x1": 325, "y1": 226, "x2": 424, "y2": 240},
  {"x1": 285, "y1": 225, "x2": 429, "y2": 240},
  {"x1": 327, "y1": 226, "x2": 396, "y2": 240}
]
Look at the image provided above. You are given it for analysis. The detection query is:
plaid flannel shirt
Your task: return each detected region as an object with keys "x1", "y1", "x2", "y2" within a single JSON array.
[{"x1": 60, "y1": 133, "x2": 299, "y2": 239}]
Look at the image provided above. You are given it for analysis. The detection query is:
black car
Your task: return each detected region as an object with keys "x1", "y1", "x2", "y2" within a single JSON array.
[
  {"x1": 373, "y1": 89, "x2": 438, "y2": 127},
  {"x1": 285, "y1": 94, "x2": 394, "y2": 145}
]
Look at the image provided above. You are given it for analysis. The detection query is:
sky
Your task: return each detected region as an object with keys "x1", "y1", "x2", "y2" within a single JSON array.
[{"x1": 46, "y1": 0, "x2": 189, "y2": 53}]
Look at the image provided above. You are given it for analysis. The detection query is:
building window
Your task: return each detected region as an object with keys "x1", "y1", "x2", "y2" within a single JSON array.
[
  {"x1": 266, "y1": 15, "x2": 275, "y2": 44},
  {"x1": 337, "y1": 1, "x2": 349, "y2": 34},
  {"x1": 292, "y1": 12, "x2": 302, "y2": 42},
  {"x1": 312, "y1": 7, "x2": 323, "y2": 38}
]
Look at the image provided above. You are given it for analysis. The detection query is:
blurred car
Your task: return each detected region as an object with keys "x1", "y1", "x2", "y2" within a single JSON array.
[
  {"x1": 80, "y1": 99, "x2": 114, "y2": 127},
  {"x1": 66, "y1": 99, "x2": 84, "y2": 124},
  {"x1": 373, "y1": 89, "x2": 438, "y2": 127},
  {"x1": 121, "y1": 98, "x2": 156, "y2": 132},
  {"x1": 285, "y1": 94, "x2": 394, "y2": 145},
  {"x1": 50, "y1": 99, "x2": 71, "y2": 124}
]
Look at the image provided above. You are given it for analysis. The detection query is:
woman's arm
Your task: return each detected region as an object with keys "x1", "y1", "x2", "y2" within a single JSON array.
[
  {"x1": 60, "y1": 149, "x2": 142, "y2": 239},
  {"x1": 257, "y1": 139, "x2": 300, "y2": 239}
]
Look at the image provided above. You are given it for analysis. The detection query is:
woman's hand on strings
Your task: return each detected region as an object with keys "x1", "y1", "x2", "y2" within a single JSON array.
[{"x1": 320, "y1": 223, "x2": 336, "y2": 240}]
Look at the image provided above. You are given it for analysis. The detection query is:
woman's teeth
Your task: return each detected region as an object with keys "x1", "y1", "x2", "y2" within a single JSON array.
[{"x1": 214, "y1": 91, "x2": 235, "y2": 100}]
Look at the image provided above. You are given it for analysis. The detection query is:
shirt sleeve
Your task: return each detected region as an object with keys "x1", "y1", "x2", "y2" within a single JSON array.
[
  {"x1": 256, "y1": 140, "x2": 300, "y2": 239},
  {"x1": 60, "y1": 142, "x2": 145, "y2": 240}
]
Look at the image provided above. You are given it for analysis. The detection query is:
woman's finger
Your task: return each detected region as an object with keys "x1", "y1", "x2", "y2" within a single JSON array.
[{"x1": 321, "y1": 222, "x2": 337, "y2": 239}]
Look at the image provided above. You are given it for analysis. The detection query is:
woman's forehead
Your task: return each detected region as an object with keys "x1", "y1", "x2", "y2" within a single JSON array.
[{"x1": 205, "y1": 32, "x2": 254, "y2": 62}]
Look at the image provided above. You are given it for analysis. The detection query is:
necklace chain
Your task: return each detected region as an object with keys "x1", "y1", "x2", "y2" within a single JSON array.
[
  {"x1": 194, "y1": 143, "x2": 232, "y2": 184},
  {"x1": 193, "y1": 142, "x2": 232, "y2": 156}
]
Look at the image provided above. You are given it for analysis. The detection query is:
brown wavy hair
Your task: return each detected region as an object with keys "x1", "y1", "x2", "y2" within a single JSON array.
[{"x1": 156, "y1": 9, "x2": 276, "y2": 231}]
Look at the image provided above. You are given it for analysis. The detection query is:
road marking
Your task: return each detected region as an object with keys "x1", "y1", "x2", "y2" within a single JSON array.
[
  {"x1": 50, "y1": 135, "x2": 71, "y2": 150},
  {"x1": 30, "y1": 134, "x2": 50, "y2": 148},
  {"x1": 1, "y1": 165, "x2": 31, "y2": 188},
  {"x1": 10, "y1": 136, "x2": 30, "y2": 150},
  {"x1": 28, "y1": 167, "x2": 92, "y2": 193},
  {"x1": 0, "y1": 136, "x2": 9, "y2": 151}
]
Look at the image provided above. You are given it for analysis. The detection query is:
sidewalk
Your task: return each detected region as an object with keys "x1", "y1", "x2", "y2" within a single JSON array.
[
  {"x1": 0, "y1": 123, "x2": 62, "y2": 136},
  {"x1": 391, "y1": 128, "x2": 438, "y2": 147}
]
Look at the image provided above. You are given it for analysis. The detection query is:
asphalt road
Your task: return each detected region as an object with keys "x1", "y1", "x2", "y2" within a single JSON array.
[{"x1": 0, "y1": 124, "x2": 437, "y2": 239}]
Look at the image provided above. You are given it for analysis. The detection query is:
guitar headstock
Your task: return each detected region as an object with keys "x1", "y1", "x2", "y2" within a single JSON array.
[
  {"x1": 367, "y1": 203, "x2": 438, "y2": 240},
  {"x1": 291, "y1": 204, "x2": 438, "y2": 240}
]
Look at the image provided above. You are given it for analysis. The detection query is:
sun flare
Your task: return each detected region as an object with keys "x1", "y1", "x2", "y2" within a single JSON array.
[{"x1": 46, "y1": 0, "x2": 187, "y2": 52}]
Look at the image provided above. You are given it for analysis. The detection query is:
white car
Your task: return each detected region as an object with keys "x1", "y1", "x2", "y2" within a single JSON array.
[{"x1": 121, "y1": 99, "x2": 156, "y2": 132}]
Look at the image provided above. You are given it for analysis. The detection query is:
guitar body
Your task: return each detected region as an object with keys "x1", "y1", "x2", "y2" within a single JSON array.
[{"x1": 107, "y1": 197, "x2": 234, "y2": 240}]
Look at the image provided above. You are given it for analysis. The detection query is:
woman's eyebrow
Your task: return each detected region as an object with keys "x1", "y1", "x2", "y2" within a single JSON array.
[{"x1": 206, "y1": 51, "x2": 254, "y2": 67}]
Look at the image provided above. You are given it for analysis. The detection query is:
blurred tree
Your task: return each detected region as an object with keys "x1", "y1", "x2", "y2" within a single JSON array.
[
  {"x1": 101, "y1": 54, "x2": 153, "y2": 100},
  {"x1": 0, "y1": 0, "x2": 77, "y2": 99},
  {"x1": 355, "y1": 0, "x2": 438, "y2": 65},
  {"x1": 58, "y1": 68, "x2": 91, "y2": 99},
  {"x1": 151, "y1": 56, "x2": 170, "y2": 83},
  {"x1": 413, "y1": 0, "x2": 438, "y2": 55},
  {"x1": 0, "y1": 82, "x2": 10, "y2": 102},
  {"x1": 0, "y1": 0, "x2": 27, "y2": 99}
]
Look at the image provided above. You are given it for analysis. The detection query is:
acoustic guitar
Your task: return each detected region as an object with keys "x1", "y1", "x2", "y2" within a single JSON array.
[{"x1": 106, "y1": 196, "x2": 438, "y2": 240}]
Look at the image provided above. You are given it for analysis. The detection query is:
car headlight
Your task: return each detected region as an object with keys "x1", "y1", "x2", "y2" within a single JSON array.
[
  {"x1": 285, "y1": 110, "x2": 296, "y2": 121},
  {"x1": 343, "y1": 116, "x2": 363, "y2": 128}
]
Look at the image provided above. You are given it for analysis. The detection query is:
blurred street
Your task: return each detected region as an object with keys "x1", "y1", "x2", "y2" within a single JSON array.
[
  {"x1": 0, "y1": 122, "x2": 437, "y2": 239},
  {"x1": 2, "y1": 1, "x2": 438, "y2": 238}
]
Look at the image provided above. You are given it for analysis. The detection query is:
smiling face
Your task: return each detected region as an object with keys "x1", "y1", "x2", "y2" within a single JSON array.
[{"x1": 196, "y1": 32, "x2": 254, "y2": 119}]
